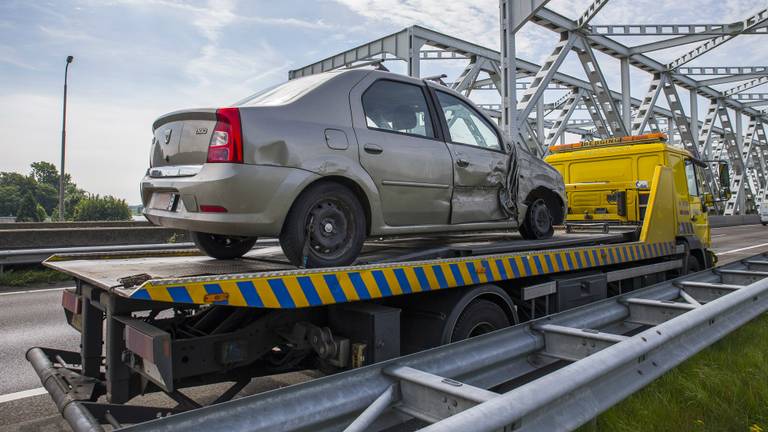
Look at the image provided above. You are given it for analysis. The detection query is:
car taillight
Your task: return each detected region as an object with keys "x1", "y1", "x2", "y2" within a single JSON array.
[
  {"x1": 207, "y1": 107, "x2": 244, "y2": 163},
  {"x1": 200, "y1": 205, "x2": 228, "y2": 213}
]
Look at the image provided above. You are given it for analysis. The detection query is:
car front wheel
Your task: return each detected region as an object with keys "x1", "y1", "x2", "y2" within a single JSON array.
[
  {"x1": 280, "y1": 182, "x2": 366, "y2": 268},
  {"x1": 519, "y1": 198, "x2": 555, "y2": 240},
  {"x1": 191, "y1": 232, "x2": 257, "y2": 259}
]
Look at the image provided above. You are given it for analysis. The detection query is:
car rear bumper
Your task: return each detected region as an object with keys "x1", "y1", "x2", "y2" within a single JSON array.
[
  {"x1": 141, "y1": 163, "x2": 320, "y2": 237},
  {"x1": 761, "y1": 214, "x2": 768, "y2": 224}
]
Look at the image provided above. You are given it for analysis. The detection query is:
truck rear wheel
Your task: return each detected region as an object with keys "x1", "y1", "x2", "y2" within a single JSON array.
[
  {"x1": 450, "y1": 299, "x2": 510, "y2": 342},
  {"x1": 686, "y1": 254, "x2": 701, "y2": 274},
  {"x1": 520, "y1": 198, "x2": 554, "y2": 240},
  {"x1": 192, "y1": 232, "x2": 257, "y2": 259},
  {"x1": 280, "y1": 182, "x2": 366, "y2": 268}
]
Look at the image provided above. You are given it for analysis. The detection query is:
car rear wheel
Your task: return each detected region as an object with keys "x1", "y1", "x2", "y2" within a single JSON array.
[
  {"x1": 280, "y1": 182, "x2": 366, "y2": 268},
  {"x1": 191, "y1": 232, "x2": 257, "y2": 259},
  {"x1": 520, "y1": 198, "x2": 554, "y2": 240}
]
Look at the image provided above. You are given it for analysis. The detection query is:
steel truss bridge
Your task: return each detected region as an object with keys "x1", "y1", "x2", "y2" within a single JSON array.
[{"x1": 289, "y1": 1, "x2": 768, "y2": 216}]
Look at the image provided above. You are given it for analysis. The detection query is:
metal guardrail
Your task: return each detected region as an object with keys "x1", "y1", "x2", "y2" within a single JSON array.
[
  {"x1": 110, "y1": 252, "x2": 768, "y2": 432},
  {"x1": 708, "y1": 214, "x2": 762, "y2": 227},
  {"x1": 0, "y1": 243, "x2": 195, "y2": 270},
  {"x1": 0, "y1": 221, "x2": 155, "y2": 230},
  {"x1": 0, "y1": 225, "x2": 187, "y2": 250}
]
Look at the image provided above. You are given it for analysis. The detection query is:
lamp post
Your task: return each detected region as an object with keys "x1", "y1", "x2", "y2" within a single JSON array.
[{"x1": 59, "y1": 55, "x2": 73, "y2": 221}]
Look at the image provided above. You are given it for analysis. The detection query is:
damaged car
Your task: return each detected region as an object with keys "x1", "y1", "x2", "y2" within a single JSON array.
[{"x1": 141, "y1": 69, "x2": 566, "y2": 267}]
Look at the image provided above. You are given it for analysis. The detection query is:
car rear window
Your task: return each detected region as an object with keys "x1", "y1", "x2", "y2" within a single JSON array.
[{"x1": 235, "y1": 73, "x2": 336, "y2": 106}]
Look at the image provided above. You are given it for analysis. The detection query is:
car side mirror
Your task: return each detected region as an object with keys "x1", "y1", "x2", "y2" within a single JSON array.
[{"x1": 703, "y1": 192, "x2": 714, "y2": 207}]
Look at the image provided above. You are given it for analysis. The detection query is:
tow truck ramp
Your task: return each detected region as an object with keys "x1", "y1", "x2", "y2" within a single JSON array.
[{"x1": 29, "y1": 252, "x2": 768, "y2": 431}]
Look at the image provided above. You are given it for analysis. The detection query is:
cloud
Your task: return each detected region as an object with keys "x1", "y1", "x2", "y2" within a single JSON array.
[
  {"x1": 95, "y1": 0, "x2": 332, "y2": 30},
  {"x1": 184, "y1": 42, "x2": 291, "y2": 104},
  {"x1": 0, "y1": 45, "x2": 37, "y2": 70},
  {"x1": 333, "y1": 0, "x2": 501, "y2": 48},
  {"x1": 38, "y1": 25, "x2": 95, "y2": 42},
  {"x1": 174, "y1": 0, "x2": 292, "y2": 102}
]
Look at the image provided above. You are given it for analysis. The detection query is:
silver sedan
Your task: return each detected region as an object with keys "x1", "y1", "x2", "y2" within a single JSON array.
[{"x1": 141, "y1": 69, "x2": 565, "y2": 267}]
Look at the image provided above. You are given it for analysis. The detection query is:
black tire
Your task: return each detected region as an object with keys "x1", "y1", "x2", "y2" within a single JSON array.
[
  {"x1": 280, "y1": 182, "x2": 366, "y2": 268},
  {"x1": 451, "y1": 299, "x2": 510, "y2": 342},
  {"x1": 520, "y1": 198, "x2": 555, "y2": 240},
  {"x1": 686, "y1": 254, "x2": 701, "y2": 274},
  {"x1": 762, "y1": 222, "x2": 767, "y2": 226},
  {"x1": 191, "y1": 232, "x2": 257, "y2": 259}
]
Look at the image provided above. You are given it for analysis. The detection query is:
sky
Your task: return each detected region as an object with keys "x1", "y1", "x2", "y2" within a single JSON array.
[{"x1": 1, "y1": 0, "x2": 766, "y2": 204}]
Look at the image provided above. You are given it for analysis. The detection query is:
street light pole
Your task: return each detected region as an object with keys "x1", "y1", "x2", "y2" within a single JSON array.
[{"x1": 59, "y1": 55, "x2": 73, "y2": 221}]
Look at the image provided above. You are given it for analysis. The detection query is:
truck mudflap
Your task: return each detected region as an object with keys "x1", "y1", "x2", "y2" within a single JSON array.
[{"x1": 25, "y1": 347, "x2": 180, "y2": 432}]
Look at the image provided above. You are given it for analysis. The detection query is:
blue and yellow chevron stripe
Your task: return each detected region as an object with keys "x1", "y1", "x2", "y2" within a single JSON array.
[
  {"x1": 678, "y1": 222, "x2": 696, "y2": 235},
  {"x1": 129, "y1": 241, "x2": 677, "y2": 309}
]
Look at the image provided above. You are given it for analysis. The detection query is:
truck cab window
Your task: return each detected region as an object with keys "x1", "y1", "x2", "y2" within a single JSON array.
[
  {"x1": 362, "y1": 80, "x2": 435, "y2": 138},
  {"x1": 685, "y1": 159, "x2": 699, "y2": 196}
]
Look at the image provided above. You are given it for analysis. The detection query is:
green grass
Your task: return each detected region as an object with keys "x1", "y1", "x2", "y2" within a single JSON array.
[
  {"x1": 0, "y1": 266, "x2": 72, "y2": 287},
  {"x1": 581, "y1": 313, "x2": 768, "y2": 432}
]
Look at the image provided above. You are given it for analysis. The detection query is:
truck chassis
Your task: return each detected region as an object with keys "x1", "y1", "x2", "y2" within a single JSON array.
[{"x1": 28, "y1": 166, "x2": 714, "y2": 431}]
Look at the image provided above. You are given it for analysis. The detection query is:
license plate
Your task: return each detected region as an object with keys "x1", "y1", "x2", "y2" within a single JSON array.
[{"x1": 151, "y1": 192, "x2": 179, "y2": 211}]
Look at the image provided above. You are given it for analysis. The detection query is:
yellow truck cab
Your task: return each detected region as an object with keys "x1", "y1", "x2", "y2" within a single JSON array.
[{"x1": 545, "y1": 133, "x2": 716, "y2": 268}]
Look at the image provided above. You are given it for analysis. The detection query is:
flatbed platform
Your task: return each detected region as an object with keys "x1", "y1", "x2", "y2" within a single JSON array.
[
  {"x1": 44, "y1": 228, "x2": 677, "y2": 310},
  {"x1": 45, "y1": 231, "x2": 632, "y2": 289}
]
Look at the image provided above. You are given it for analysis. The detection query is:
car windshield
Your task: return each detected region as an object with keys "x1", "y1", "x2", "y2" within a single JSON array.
[{"x1": 235, "y1": 73, "x2": 336, "y2": 107}]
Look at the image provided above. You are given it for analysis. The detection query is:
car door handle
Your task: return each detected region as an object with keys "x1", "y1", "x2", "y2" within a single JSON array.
[
  {"x1": 456, "y1": 158, "x2": 470, "y2": 168},
  {"x1": 364, "y1": 144, "x2": 383, "y2": 154}
]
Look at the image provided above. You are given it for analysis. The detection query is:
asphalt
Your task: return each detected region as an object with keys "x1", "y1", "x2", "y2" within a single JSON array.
[{"x1": 2, "y1": 224, "x2": 768, "y2": 431}]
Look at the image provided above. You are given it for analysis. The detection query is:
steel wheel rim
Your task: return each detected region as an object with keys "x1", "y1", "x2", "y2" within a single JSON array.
[
  {"x1": 530, "y1": 200, "x2": 551, "y2": 235},
  {"x1": 306, "y1": 197, "x2": 355, "y2": 260}
]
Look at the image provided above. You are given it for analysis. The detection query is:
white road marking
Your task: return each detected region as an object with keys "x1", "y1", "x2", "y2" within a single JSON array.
[
  {"x1": 0, "y1": 287, "x2": 70, "y2": 297},
  {"x1": 0, "y1": 387, "x2": 47, "y2": 404},
  {"x1": 712, "y1": 234, "x2": 726, "y2": 237},
  {"x1": 719, "y1": 242, "x2": 768, "y2": 255}
]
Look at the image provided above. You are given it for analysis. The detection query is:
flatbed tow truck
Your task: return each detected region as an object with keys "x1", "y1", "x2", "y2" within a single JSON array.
[{"x1": 28, "y1": 134, "x2": 745, "y2": 431}]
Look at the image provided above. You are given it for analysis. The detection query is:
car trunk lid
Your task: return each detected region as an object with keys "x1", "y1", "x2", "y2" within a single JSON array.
[{"x1": 150, "y1": 109, "x2": 218, "y2": 172}]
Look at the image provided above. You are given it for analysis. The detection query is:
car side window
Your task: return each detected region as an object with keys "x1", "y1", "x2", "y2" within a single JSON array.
[
  {"x1": 435, "y1": 91, "x2": 501, "y2": 151},
  {"x1": 362, "y1": 80, "x2": 435, "y2": 138}
]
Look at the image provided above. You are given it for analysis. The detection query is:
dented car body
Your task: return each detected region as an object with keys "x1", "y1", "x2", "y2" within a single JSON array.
[{"x1": 141, "y1": 69, "x2": 565, "y2": 267}]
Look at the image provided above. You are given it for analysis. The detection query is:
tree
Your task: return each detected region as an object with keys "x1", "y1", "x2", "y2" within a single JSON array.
[
  {"x1": 0, "y1": 185, "x2": 22, "y2": 216},
  {"x1": 35, "y1": 182, "x2": 59, "y2": 215},
  {"x1": 30, "y1": 161, "x2": 72, "y2": 215},
  {"x1": 36, "y1": 203, "x2": 48, "y2": 222},
  {"x1": 0, "y1": 172, "x2": 36, "y2": 196},
  {"x1": 0, "y1": 161, "x2": 86, "y2": 219},
  {"x1": 73, "y1": 194, "x2": 132, "y2": 221},
  {"x1": 16, "y1": 192, "x2": 45, "y2": 222},
  {"x1": 30, "y1": 161, "x2": 61, "y2": 188},
  {"x1": 49, "y1": 184, "x2": 87, "y2": 221}
]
